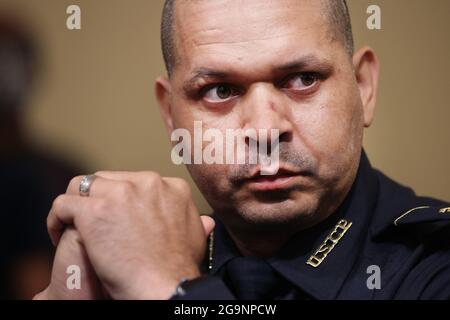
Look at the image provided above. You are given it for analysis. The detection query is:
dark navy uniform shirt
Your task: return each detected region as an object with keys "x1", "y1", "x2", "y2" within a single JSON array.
[{"x1": 173, "y1": 151, "x2": 450, "y2": 300}]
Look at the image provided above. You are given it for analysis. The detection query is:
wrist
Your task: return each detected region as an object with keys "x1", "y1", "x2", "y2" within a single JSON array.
[
  {"x1": 129, "y1": 267, "x2": 202, "y2": 300},
  {"x1": 169, "y1": 275, "x2": 211, "y2": 299}
]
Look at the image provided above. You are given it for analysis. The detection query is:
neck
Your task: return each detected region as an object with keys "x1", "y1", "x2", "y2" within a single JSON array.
[
  {"x1": 217, "y1": 189, "x2": 351, "y2": 258},
  {"x1": 220, "y1": 209, "x2": 333, "y2": 259},
  {"x1": 227, "y1": 229, "x2": 291, "y2": 258}
]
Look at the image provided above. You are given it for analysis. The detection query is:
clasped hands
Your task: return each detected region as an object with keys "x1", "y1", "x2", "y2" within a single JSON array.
[{"x1": 34, "y1": 171, "x2": 215, "y2": 300}]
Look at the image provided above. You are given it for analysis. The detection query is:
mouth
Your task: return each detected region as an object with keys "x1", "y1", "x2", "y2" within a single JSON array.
[{"x1": 243, "y1": 168, "x2": 304, "y2": 192}]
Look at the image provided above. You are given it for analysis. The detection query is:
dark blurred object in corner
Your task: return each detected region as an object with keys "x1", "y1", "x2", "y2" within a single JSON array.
[{"x1": 0, "y1": 13, "x2": 82, "y2": 299}]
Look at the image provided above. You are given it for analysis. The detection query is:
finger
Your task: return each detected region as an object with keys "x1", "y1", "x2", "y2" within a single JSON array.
[
  {"x1": 57, "y1": 227, "x2": 105, "y2": 299},
  {"x1": 47, "y1": 194, "x2": 92, "y2": 246},
  {"x1": 95, "y1": 171, "x2": 177, "y2": 188},
  {"x1": 200, "y1": 215, "x2": 215, "y2": 237},
  {"x1": 96, "y1": 172, "x2": 192, "y2": 200},
  {"x1": 66, "y1": 175, "x2": 121, "y2": 197},
  {"x1": 92, "y1": 172, "x2": 193, "y2": 200},
  {"x1": 94, "y1": 171, "x2": 153, "y2": 183}
]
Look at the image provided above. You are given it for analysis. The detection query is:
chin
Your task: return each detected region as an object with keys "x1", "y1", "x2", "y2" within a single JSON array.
[{"x1": 233, "y1": 194, "x2": 320, "y2": 229}]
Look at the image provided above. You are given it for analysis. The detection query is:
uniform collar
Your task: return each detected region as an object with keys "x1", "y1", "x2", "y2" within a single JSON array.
[{"x1": 209, "y1": 150, "x2": 380, "y2": 299}]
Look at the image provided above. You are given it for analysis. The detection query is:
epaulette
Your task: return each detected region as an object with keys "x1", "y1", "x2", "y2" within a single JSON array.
[{"x1": 394, "y1": 205, "x2": 450, "y2": 246}]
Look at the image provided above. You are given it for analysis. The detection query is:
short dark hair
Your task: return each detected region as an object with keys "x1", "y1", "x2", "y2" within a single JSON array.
[{"x1": 161, "y1": 0, "x2": 354, "y2": 76}]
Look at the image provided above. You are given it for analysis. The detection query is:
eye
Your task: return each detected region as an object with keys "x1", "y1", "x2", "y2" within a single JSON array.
[
  {"x1": 203, "y1": 84, "x2": 239, "y2": 103},
  {"x1": 283, "y1": 73, "x2": 319, "y2": 91}
]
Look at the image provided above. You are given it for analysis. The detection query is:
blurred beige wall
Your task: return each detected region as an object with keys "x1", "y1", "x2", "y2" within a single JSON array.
[{"x1": 1, "y1": 0, "x2": 449, "y2": 214}]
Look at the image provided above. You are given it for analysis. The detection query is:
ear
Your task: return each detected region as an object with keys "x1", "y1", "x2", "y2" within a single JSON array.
[
  {"x1": 352, "y1": 46, "x2": 380, "y2": 128},
  {"x1": 155, "y1": 75, "x2": 174, "y2": 134}
]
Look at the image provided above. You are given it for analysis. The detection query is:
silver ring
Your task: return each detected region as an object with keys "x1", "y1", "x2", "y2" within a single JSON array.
[{"x1": 79, "y1": 174, "x2": 97, "y2": 197}]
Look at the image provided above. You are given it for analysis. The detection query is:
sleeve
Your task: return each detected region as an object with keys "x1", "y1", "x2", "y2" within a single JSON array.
[{"x1": 170, "y1": 276, "x2": 236, "y2": 300}]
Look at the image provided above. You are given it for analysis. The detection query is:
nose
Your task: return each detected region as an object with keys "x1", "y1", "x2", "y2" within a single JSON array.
[{"x1": 241, "y1": 83, "x2": 293, "y2": 149}]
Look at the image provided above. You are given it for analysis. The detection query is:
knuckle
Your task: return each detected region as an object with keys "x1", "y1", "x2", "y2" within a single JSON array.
[
  {"x1": 172, "y1": 178, "x2": 192, "y2": 196},
  {"x1": 176, "y1": 178, "x2": 190, "y2": 190},
  {"x1": 142, "y1": 171, "x2": 162, "y2": 189},
  {"x1": 114, "y1": 181, "x2": 135, "y2": 199},
  {"x1": 67, "y1": 176, "x2": 81, "y2": 192},
  {"x1": 81, "y1": 199, "x2": 109, "y2": 225},
  {"x1": 94, "y1": 170, "x2": 113, "y2": 177},
  {"x1": 92, "y1": 198, "x2": 109, "y2": 213},
  {"x1": 145, "y1": 171, "x2": 161, "y2": 183},
  {"x1": 51, "y1": 194, "x2": 66, "y2": 212}
]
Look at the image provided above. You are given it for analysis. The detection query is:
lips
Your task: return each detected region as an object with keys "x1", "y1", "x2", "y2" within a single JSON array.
[{"x1": 244, "y1": 168, "x2": 301, "y2": 191}]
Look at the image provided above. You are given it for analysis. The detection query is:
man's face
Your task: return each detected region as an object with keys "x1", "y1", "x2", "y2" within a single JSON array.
[{"x1": 162, "y1": 0, "x2": 370, "y2": 231}]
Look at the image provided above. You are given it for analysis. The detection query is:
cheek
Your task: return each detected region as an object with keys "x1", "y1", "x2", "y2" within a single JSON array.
[
  {"x1": 291, "y1": 90, "x2": 363, "y2": 170},
  {"x1": 170, "y1": 101, "x2": 194, "y2": 129},
  {"x1": 186, "y1": 162, "x2": 232, "y2": 207},
  {"x1": 292, "y1": 107, "x2": 348, "y2": 153}
]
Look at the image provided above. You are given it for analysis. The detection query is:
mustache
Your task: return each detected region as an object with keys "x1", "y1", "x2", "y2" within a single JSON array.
[{"x1": 228, "y1": 147, "x2": 315, "y2": 183}]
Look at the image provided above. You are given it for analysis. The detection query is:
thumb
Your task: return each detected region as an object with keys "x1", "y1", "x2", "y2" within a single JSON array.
[{"x1": 200, "y1": 215, "x2": 215, "y2": 237}]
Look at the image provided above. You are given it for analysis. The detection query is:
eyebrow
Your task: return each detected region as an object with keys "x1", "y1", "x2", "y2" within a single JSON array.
[
  {"x1": 182, "y1": 69, "x2": 229, "y2": 96},
  {"x1": 274, "y1": 55, "x2": 334, "y2": 73},
  {"x1": 182, "y1": 54, "x2": 334, "y2": 96}
]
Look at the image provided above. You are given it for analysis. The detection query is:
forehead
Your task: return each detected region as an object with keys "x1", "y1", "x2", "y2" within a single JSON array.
[{"x1": 173, "y1": 0, "x2": 336, "y2": 76}]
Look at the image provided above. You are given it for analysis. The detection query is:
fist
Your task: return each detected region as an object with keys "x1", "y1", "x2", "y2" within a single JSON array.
[{"x1": 46, "y1": 172, "x2": 215, "y2": 300}]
